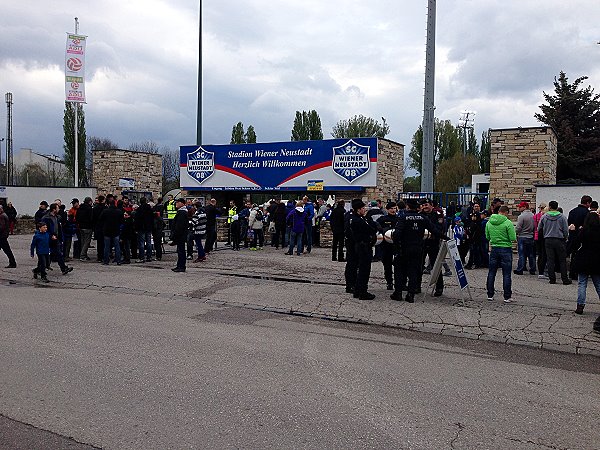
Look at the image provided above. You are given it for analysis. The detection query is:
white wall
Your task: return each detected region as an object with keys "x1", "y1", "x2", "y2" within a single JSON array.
[
  {"x1": 535, "y1": 185, "x2": 600, "y2": 212},
  {"x1": 0, "y1": 186, "x2": 97, "y2": 217}
]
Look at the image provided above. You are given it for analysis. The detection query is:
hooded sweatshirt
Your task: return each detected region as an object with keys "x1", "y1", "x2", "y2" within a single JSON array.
[
  {"x1": 485, "y1": 213, "x2": 516, "y2": 248},
  {"x1": 538, "y1": 210, "x2": 568, "y2": 240}
]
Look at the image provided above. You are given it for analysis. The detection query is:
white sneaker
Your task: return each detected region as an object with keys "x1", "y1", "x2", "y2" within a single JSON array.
[
  {"x1": 487, "y1": 296, "x2": 494, "y2": 301},
  {"x1": 538, "y1": 274, "x2": 548, "y2": 279},
  {"x1": 503, "y1": 298, "x2": 513, "y2": 303}
]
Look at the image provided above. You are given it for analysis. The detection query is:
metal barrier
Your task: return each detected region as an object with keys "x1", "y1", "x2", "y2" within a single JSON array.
[{"x1": 396, "y1": 191, "x2": 490, "y2": 209}]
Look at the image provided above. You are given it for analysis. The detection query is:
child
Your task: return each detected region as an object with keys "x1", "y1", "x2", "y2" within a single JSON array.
[
  {"x1": 31, "y1": 222, "x2": 51, "y2": 282},
  {"x1": 452, "y1": 216, "x2": 469, "y2": 263},
  {"x1": 230, "y1": 214, "x2": 241, "y2": 251}
]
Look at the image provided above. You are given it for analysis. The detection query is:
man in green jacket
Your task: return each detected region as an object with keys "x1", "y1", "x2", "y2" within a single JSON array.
[{"x1": 485, "y1": 205, "x2": 517, "y2": 303}]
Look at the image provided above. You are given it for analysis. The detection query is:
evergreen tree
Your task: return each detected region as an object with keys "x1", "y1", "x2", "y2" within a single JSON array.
[
  {"x1": 331, "y1": 115, "x2": 389, "y2": 139},
  {"x1": 245, "y1": 125, "x2": 257, "y2": 144},
  {"x1": 291, "y1": 110, "x2": 323, "y2": 141},
  {"x1": 231, "y1": 122, "x2": 245, "y2": 144},
  {"x1": 63, "y1": 102, "x2": 87, "y2": 186},
  {"x1": 479, "y1": 130, "x2": 491, "y2": 173},
  {"x1": 535, "y1": 71, "x2": 600, "y2": 182}
]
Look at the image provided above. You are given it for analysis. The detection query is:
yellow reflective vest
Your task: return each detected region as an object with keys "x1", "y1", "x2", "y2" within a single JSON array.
[
  {"x1": 228, "y1": 206, "x2": 237, "y2": 223},
  {"x1": 166, "y1": 200, "x2": 177, "y2": 219}
]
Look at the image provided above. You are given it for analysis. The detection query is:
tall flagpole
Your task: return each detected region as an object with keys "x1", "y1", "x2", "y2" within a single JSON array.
[{"x1": 74, "y1": 17, "x2": 79, "y2": 187}]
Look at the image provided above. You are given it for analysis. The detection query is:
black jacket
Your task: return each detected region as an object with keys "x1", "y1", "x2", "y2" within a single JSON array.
[
  {"x1": 171, "y1": 208, "x2": 189, "y2": 244},
  {"x1": 204, "y1": 204, "x2": 218, "y2": 226},
  {"x1": 99, "y1": 206, "x2": 124, "y2": 238},
  {"x1": 76, "y1": 202, "x2": 93, "y2": 229},
  {"x1": 573, "y1": 227, "x2": 600, "y2": 275},
  {"x1": 134, "y1": 203, "x2": 154, "y2": 233},
  {"x1": 92, "y1": 204, "x2": 107, "y2": 235},
  {"x1": 330, "y1": 205, "x2": 346, "y2": 234},
  {"x1": 350, "y1": 214, "x2": 377, "y2": 245},
  {"x1": 393, "y1": 210, "x2": 442, "y2": 247}
]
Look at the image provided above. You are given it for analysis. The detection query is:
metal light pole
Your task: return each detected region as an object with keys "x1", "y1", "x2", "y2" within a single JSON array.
[
  {"x1": 421, "y1": 0, "x2": 436, "y2": 193},
  {"x1": 196, "y1": 0, "x2": 202, "y2": 146},
  {"x1": 5, "y1": 92, "x2": 13, "y2": 185}
]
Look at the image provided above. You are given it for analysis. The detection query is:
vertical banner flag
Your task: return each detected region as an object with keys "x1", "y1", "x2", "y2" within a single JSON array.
[{"x1": 65, "y1": 33, "x2": 86, "y2": 102}]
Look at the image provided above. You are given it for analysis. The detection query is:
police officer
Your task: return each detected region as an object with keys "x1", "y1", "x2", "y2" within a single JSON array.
[
  {"x1": 419, "y1": 198, "x2": 446, "y2": 297},
  {"x1": 349, "y1": 199, "x2": 377, "y2": 300},
  {"x1": 164, "y1": 195, "x2": 177, "y2": 238},
  {"x1": 344, "y1": 202, "x2": 358, "y2": 294},
  {"x1": 377, "y1": 201, "x2": 399, "y2": 290},
  {"x1": 391, "y1": 198, "x2": 447, "y2": 303}
]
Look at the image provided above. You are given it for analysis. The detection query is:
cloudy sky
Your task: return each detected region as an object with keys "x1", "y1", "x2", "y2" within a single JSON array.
[{"x1": 1, "y1": 0, "x2": 599, "y2": 167}]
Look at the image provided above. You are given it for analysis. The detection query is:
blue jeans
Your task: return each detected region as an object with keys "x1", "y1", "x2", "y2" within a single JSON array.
[
  {"x1": 289, "y1": 231, "x2": 303, "y2": 255},
  {"x1": 516, "y1": 237, "x2": 535, "y2": 273},
  {"x1": 304, "y1": 223, "x2": 313, "y2": 251},
  {"x1": 103, "y1": 236, "x2": 121, "y2": 264},
  {"x1": 577, "y1": 274, "x2": 600, "y2": 305},
  {"x1": 487, "y1": 247, "x2": 512, "y2": 300},
  {"x1": 137, "y1": 231, "x2": 152, "y2": 260},
  {"x1": 194, "y1": 235, "x2": 206, "y2": 259}
]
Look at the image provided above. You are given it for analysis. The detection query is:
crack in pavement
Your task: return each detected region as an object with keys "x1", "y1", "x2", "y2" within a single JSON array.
[
  {"x1": 505, "y1": 437, "x2": 569, "y2": 450},
  {"x1": 449, "y1": 422, "x2": 465, "y2": 449}
]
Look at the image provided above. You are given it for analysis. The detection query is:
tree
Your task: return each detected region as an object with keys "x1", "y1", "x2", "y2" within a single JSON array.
[
  {"x1": 535, "y1": 71, "x2": 600, "y2": 182},
  {"x1": 245, "y1": 125, "x2": 257, "y2": 144},
  {"x1": 63, "y1": 101, "x2": 87, "y2": 186},
  {"x1": 331, "y1": 114, "x2": 389, "y2": 139},
  {"x1": 479, "y1": 130, "x2": 491, "y2": 173},
  {"x1": 128, "y1": 140, "x2": 159, "y2": 154},
  {"x1": 291, "y1": 110, "x2": 323, "y2": 141},
  {"x1": 161, "y1": 147, "x2": 180, "y2": 194},
  {"x1": 408, "y1": 118, "x2": 462, "y2": 175},
  {"x1": 231, "y1": 122, "x2": 245, "y2": 144},
  {"x1": 231, "y1": 122, "x2": 258, "y2": 144},
  {"x1": 15, "y1": 163, "x2": 49, "y2": 187},
  {"x1": 435, "y1": 153, "x2": 480, "y2": 193},
  {"x1": 403, "y1": 175, "x2": 421, "y2": 192}
]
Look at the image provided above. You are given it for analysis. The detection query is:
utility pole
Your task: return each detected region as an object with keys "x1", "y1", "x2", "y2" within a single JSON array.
[
  {"x1": 196, "y1": 0, "x2": 202, "y2": 146},
  {"x1": 458, "y1": 110, "x2": 476, "y2": 197},
  {"x1": 421, "y1": 0, "x2": 436, "y2": 193},
  {"x1": 5, "y1": 93, "x2": 13, "y2": 185}
]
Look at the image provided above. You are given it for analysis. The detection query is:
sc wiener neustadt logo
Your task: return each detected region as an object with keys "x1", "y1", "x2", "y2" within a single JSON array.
[
  {"x1": 187, "y1": 147, "x2": 215, "y2": 183},
  {"x1": 332, "y1": 139, "x2": 371, "y2": 183}
]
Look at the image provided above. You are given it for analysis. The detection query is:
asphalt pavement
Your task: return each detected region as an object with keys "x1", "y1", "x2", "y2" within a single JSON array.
[{"x1": 1, "y1": 234, "x2": 598, "y2": 356}]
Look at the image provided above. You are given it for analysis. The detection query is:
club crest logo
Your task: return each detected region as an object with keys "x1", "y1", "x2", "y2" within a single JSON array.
[
  {"x1": 332, "y1": 139, "x2": 370, "y2": 183},
  {"x1": 187, "y1": 147, "x2": 214, "y2": 183}
]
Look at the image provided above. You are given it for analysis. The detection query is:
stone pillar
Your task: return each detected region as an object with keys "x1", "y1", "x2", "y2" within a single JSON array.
[
  {"x1": 363, "y1": 138, "x2": 404, "y2": 203},
  {"x1": 489, "y1": 127, "x2": 557, "y2": 209}
]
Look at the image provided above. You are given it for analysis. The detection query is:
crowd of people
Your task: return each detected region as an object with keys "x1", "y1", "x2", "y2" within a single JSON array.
[
  {"x1": 0, "y1": 191, "x2": 599, "y2": 332},
  {"x1": 340, "y1": 194, "x2": 600, "y2": 322}
]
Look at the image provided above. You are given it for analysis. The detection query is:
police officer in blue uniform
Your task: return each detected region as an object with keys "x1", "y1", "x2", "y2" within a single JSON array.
[
  {"x1": 348, "y1": 199, "x2": 377, "y2": 300},
  {"x1": 391, "y1": 198, "x2": 447, "y2": 303},
  {"x1": 377, "y1": 201, "x2": 399, "y2": 290}
]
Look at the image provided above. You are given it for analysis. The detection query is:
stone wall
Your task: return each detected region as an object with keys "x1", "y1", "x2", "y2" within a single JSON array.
[
  {"x1": 92, "y1": 149, "x2": 163, "y2": 200},
  {"x1": 363, "y1": 138, "x2": 404, "y2": 203},
  {"x1": 489, "y1": 127, "x2": 557, "y2": 210}
]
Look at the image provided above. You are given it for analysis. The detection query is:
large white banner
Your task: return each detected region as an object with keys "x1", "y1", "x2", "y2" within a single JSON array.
[{"x1": 65, "y1": 33, "x2": 86, "y2": 103}]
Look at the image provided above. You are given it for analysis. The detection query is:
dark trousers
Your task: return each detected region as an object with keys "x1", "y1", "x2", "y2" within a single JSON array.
[
  {"x1": 95, "y1": 232, "x2": 105, "y2": 262},
  {"x1": 536, "y1": 238, "x2": 547, "y2": 275},
  {"x1": 176, "y1": 241, "x2": 186, "y2": 270},
  {"x1": 103, "y1": 236, "x2": 121, "y2": 264},
  {"x1": 344, "y1": 239, "x2": 358, "y2": 290},
  {"x1": 466, "y1": 240, "x2": 483, "y2": 268},
  {"x1": 152, "y1": 231, "x2": 163, "y2": 260},
  {"x1": 33, "y1": 254, "x2": 49, "y2": 277},
  {"x1": 205, "y1": 224, "x2": 217, "y2": 253},
  {"x1": 0, "y1": 236, "x2": 16, "y2": 266},
  {"x1": 121, "y1": 236, "x2": 132, "y2": 262},
  {"x1": 545, "y1": 238, "x2": 569, "y2": 283},
  {"x1": 273, "y1": 223, "x2": 285, "y2": 248},
  {"x1": 231, "y1": 223, "x2": 241, "y2": 250},
  {"x1": 187, "y1": 232, "x2": 195, "y2": 257},
  {"x1": 381, "y1": 244, "x2": 394, "y2": 286},
  {"x1": 251, "y1": 228, "x2": 264, "y2": 248},
  {"x1": 332, "y1": 231, "x2": 345, "y2": 261},
  {"x1": 50, "y1": 241, "x2": 68, "y2": 271},
  {"x1": 354, "y1": 242, "x2": 373, "y2": 294},
  {"x1": 395, "y1": 245, "x2": 423, "y2": 295}
]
